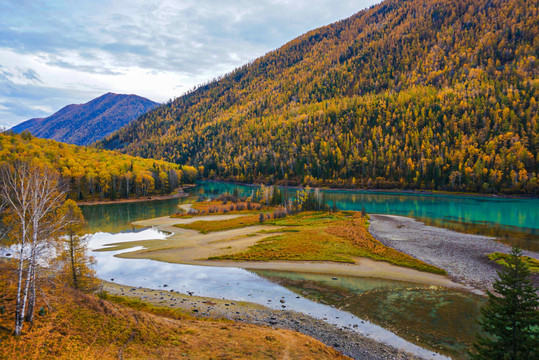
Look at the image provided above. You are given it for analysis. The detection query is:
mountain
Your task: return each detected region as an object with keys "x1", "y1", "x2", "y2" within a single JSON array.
[
  {"x1": 12, "y1": 93, "x2": 159, "y2": 146},
  {"x1": 101, "y1": 0, "x2": 539, "y2": 195}
]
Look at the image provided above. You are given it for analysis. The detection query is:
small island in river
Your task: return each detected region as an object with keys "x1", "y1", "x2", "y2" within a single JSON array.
[{"x1": 93, "y1": 197, "x2": 539, "y2": 359}]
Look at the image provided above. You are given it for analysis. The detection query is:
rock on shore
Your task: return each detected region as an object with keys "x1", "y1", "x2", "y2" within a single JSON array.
[{"x1": 102, "y1": 282, "x2": 424, "y2": 360}]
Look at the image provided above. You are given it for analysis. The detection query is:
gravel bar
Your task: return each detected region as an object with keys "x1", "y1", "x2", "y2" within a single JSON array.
[{"x1": 368, "y1": 214, "x2": 539, "y2": 293}]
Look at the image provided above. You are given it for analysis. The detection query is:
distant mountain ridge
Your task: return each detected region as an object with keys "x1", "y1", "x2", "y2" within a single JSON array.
[{"x1": 11, "y1": 93, "x2": 159, "y2": 145}]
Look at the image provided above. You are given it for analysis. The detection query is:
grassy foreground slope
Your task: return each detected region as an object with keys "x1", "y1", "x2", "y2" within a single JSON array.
[
  {"x1": 102, "y1": 0, "x2": 539, "y2": 194},
  {"x1": 0, "y1": 263, "x2": 346, "y2": 360}
]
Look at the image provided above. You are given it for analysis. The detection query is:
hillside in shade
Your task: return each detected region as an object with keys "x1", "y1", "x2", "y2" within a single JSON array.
[
  {"x1": 101, "y1": 0, "x2": 539, "y2": 194},
  {"x1": 12, "y1": 93, "x2": 159, "y2": 146}
]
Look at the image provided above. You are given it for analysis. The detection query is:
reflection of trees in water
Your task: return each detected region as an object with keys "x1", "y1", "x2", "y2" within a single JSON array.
[
  {"x1": 191, "y1": 182, "x2": 539, "y2": 251},
  {"x1": 81, "y1": 198, "x2": 182, "y2": 234},
  {"x1": 257, "y1": 271, "x2": 483, "y2": 360}
]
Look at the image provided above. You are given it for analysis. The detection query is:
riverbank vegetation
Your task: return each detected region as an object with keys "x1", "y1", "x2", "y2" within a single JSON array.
[
  {"x1": 0, "y1": 160, "x2": 101, "y2": 335},
  {"x1": 0, "y1": 262, "x2": 346, "y2": 360},
  {"x1": 0, "y1": 159, "x2": 347, "y2": 360},
  {"x1": 174, "y1": 188, "x2": 443, "y2": 274},
  {"x1": 488, "y1": 252, "x2": 539, "y2": 273},
  {"x1": 0, "y1": 132, "x2": 199, "y2": 201},
  {"x1": 177, "y1": 214, "x2": 264, "y2": 234},
  {"x1": 204, "y1": 212, "x2": 445, "y2": 274}
]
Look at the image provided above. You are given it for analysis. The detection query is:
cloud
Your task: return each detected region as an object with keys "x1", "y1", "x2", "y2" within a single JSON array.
[
  {"x1": 21, "y1": 68, "x2": 42, "y2": 83},
  {"x1": 0, "y1": 0, "x2": 380, "y2": 127}
]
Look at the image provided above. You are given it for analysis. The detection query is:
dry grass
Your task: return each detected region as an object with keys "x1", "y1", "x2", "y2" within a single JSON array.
[
  {"x1": 171, "y1": 200, "x2": 266, "y2": 218},
  {"x1": 0, "y1": 261, "x2": 347, "y2": 360},
  {"x1": 175, "y1": 215, "x2": 262, "y2": 234},
  {"x1": 211, "y1": 212, "x2": 446, "y2": 274},
  {"x1": 325, "y1": 215, "x2": 446, "y2": 274}
]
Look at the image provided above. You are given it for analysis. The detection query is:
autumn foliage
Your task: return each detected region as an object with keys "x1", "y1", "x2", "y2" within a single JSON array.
[
  {"x1": 102, "y1": 0, "x2": 539, "y2": 194},
  {"x1": 210, "y1": 212, "x2": 445, "y2": 274},
  {"x1": 0, "y1": 261, "x2": 345, "y2": 360},
  {"x1": 0, "y1": 132, "x2": 199, "y2": 200}
]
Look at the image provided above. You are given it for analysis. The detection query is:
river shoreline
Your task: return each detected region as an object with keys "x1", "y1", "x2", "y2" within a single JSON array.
[
  {"x1": 102, "y1": 282, "x2": 426, "y2": 360},
  {"x1": 200, "y1": 179, "x2": 539, "y2": 200},
  {"x1": 118, "y1": 215, "x2": 468, "y2": 291},
  {"x1": 90, "y1": 210, "x2": 525, "y2": 359},
  {"x1": 369, "y1": 215, "x2": 539, "y2": 293},
  {"x1": 77, "y1": 187, "x2": 194, "y2": 206}
]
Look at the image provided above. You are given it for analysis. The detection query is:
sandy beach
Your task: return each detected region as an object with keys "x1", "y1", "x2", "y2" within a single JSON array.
[{"x1": 106, "y1": 215, "x2": 468, "y2": 290}]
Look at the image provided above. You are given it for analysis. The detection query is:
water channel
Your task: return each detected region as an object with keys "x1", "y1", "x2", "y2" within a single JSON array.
[{"x1": 82, "y1": 181, "x2": 539, "y2": 359}]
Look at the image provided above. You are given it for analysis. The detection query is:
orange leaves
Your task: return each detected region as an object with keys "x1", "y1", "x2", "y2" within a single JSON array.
[
  {"x1": 326, "y1": 214, "x2": 446, "y2": 274},
  {"x1": 0, "y1": 132, "x2": 196, "y2": 201}
]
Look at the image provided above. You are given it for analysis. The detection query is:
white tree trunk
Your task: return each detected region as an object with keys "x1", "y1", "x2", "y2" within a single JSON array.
[{"x1": 0, "y1": 161, "x2": 65, "y2": 335}]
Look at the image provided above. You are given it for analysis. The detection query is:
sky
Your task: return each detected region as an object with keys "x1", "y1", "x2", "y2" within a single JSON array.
[{"x1": 0, "y1": 0, "x2": 379, "y2": 128}]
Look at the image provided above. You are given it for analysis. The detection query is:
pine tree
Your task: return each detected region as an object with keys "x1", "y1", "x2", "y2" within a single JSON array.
[{"x1": 471, "y1": 246, "x2": 539, "y2": 360}]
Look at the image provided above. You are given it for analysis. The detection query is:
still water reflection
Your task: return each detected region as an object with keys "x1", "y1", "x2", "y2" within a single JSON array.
[
  {"x1": 194, "y1": 181, "x2": 539, "y2": 251},
  {"x1": 79, "y1": 184, "x2": 516, "y2": 358},
  {"x1": 254, "y1": 270, "x2": 485, "y2": 359},
  {"x1": 89, "y1": 229, "x2": 448, "y2": 360},
  {"x1": 81, "y1": 198, "x2": 183, "y2": 234}
]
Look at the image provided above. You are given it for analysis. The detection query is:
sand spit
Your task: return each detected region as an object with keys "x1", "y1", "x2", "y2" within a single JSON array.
[{"x1": 123, "y1": 215, "x2": 466, "y2": 290}]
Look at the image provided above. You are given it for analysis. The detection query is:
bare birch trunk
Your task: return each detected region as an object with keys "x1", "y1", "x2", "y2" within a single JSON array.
[
  {"x1": 70, "y1": 234, "x2": 78, "y2": 289},
  {"x1": 26, "y1": 262, "x2": 36, "y2": 324},
  {"x1": 0, "y1": 161, "x2": 65, "y2": 335}
]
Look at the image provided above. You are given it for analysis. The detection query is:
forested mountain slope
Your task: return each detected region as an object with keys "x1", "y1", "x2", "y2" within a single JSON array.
[
  {"x1": 101, "y1": 0, "x2": 539, "y2": 194},
  {"x1": 12, "y1": 93, "x2": 159, "y2": 146},
  {"x1": 0, "y1": 132, "x2": 198, "y2": 200}
]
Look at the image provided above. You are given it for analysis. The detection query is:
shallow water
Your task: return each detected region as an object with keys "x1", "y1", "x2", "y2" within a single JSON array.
[
  {"x1": 194, "y1": 181, "x2": 539, "y2": 251},
  {"x1": 78, "y1": 184, "x2": 513, "y2": 358},
  {"x1": 89, "y1": 229, "x2": 449, "y2": 360},
  {"x1": 253, "y1": 270, "x2": 485, "y2": 359}
]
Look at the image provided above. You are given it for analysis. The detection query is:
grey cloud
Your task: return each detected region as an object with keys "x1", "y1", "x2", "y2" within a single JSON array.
[
  {"x1": 21, "y1": 68, "x2": 42, "y2": 83},
  {"x1": 1, "y1": 0, "x2": 378, "y2": 74},
  {"x1": 0, "y1": 0, "x2": 379, "y2": 125},
  {"x1": 0, "y1": 77, "x2": 103, "y2": 128},
  {"x1": 45, "y1": 59, "x2": 124, "y2": 75}
]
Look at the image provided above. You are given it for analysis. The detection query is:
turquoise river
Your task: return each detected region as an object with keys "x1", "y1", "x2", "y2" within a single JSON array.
[{"x1": 80, "y1": 181, "x2": 539, "y2": 359}]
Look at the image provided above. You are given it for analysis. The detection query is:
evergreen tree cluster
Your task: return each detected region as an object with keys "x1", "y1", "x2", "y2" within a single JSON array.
[{"x1": 472, "y1": 246, "x2": 539, "y2": 360}]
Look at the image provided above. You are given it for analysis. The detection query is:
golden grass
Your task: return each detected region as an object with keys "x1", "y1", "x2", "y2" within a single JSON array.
[
  {"x1": 210, "y1": 212, "x2": 446, "y2": 274},
  {"x1": 325, "y1": 216, "x2": 446, "y2": 274},
  {"x1": 488, "y1": 252, "x2": 539, "y2": 273},
  {"x1": 0, "y1": 261, "x2": 347, "y2": 360},
  {"x1": 175, "y1": 214, "x2": 262, "y2": 233}
]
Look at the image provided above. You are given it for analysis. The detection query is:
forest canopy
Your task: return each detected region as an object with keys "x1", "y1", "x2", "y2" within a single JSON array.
[
  {"x1": 101, "y1": 0, "x2": 539, "y2": 194},
  {"x1": 0, "y1": 132, "x2": 199, "y2": 200}
]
